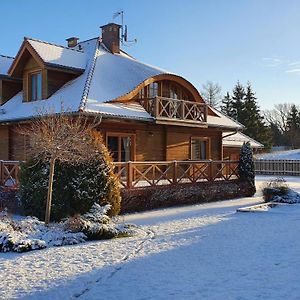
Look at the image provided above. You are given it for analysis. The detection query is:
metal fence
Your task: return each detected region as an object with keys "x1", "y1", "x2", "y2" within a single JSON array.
[{"x1": 254, "y1": 159, "x2": 300, "y2": 176}]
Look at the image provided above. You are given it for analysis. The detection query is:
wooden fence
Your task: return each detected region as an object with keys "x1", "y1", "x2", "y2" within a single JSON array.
[
  {"x1": 254, "y1": 160, "x2": 300, "y2": 176},
  {"x1": 0, "y1": 161, "x2": 20, "y2": 189},
  {"x1": 0, "y1": 160, "x2": 240, "y2": 189}
]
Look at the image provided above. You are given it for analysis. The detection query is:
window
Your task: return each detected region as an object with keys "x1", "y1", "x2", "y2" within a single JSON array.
[
  {"x1": 191, "y1": 138, "x2": 209, "y2": 160},
  {"x1": 170, "y1": 84, "x2": 178, "y2": 99},
  {"x1": 149, "y1": 82, "x2": 159, "y2": 98},
  {"x1": 29, "y1": 72, "x2": 42, "y2": 101},
  {"x1": 107, "y1": 134, "x2": 134, "y2": 162}
]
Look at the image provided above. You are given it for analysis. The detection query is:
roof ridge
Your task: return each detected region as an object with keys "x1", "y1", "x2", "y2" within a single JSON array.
[
  {"x1": 79, "y1": 39, "x2": 100, "y2": 111},
  {"x1": 77, "y1": 37, "x2": 99, "y2": 45},
  {"x1": 25, "y1": 37, "x2": 85, "y2": 53},
  {"x1": 0, "y1": 54, "x2": 15, "y2": 59}
]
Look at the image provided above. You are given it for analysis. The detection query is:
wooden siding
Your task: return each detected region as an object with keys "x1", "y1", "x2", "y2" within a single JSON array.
[
  {"x1": 0, "y1": 80, "x2": 22, "y2": 105},
  {"x1": 166, "y1": 127, "x2": 222, "y2": 161},
  {"x1": 0, "y1": 126, "x2": 9, "y2": 160},
  {"x1": 47, "y1": 70, "x2": 77, "y2": 98},
  {"x1": 9, "y1": 126, "x2": 28, "y2": 161},
  {"x1": 2, "y1": 119, "x2": 223, "y2": 163},
  {"x1": 223, "y1": 147, "x2": 240, "y2": 160}
]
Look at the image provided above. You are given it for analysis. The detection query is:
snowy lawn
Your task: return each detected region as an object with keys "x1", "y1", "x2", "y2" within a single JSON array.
[{"x1": 1, "y1": 175, "x2": 300, "y2": 299}]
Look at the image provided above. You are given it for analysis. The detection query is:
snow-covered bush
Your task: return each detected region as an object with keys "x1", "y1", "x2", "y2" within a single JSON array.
[
  {"x1": 238, "y1": 142, "x2": 256, "y2": 195},
  {"x1": 0, "y1": 203, "x2": 135, "y2": 253},
  {"x1": 262, "y1": 178, "x2": 289, "y2": 202},
  {"x1": 64, "y1": 203, "x2": 134, "y2": 240},
  {"x1": 19, "y1": 132, "x2": 121, "y2": 221},
  {"x1": 262, "y1": 178, "x2": 300, "y2": 203}
]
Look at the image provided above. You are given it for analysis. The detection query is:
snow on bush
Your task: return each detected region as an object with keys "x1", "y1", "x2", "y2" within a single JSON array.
[
  {"x1": 262, "y1": 178, "x2": 300, "y2": 204},
  {"x1": 0, "y1": 204, "x2": 136, "y2": 253}
]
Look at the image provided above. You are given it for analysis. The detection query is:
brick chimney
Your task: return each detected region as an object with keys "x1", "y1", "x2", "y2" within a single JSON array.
[
  {"x1": 66, "y1": 37, "x2": 79, "y2": 48},
  {"x1": 100, "y1": 23, "x2": 121, "y2": 54}
]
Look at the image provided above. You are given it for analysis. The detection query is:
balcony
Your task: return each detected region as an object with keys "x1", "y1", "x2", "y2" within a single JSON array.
[{"x1": 139, "y1": 97, "x2": 208, "y2": 127}]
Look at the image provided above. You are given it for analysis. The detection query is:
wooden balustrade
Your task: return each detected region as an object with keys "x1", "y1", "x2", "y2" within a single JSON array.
[
  {"x1": 140, "y1": 97, "x2": 207, "y2": 125},
  {"x1": 113, "y1": 160, "x2": 240, "y2": 189},
  {"x1": 0, "y1": 160, "x2": 240, "y2": 190},
  {"x1": 0, "y1": 161, "x2": 20, "y2": 189}
]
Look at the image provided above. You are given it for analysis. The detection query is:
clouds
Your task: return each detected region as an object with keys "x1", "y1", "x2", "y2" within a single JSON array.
[{"x1": 262, "y1": 57, "x2": 300, "y2": 75}]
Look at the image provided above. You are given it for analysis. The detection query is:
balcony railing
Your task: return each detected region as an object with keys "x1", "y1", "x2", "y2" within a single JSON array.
[
  {"x1": 113, "y1": 160, "x2": 240, "y2": 189},
  {"x1": 139, "y1": 97, "x2": 207, "y2": 125}
]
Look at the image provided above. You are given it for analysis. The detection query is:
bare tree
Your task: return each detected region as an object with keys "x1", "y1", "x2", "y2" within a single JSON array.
[
  {"x1": 263, "y1": 103, "x2": 298, "y2": 132},
  {"x1": 19, "y1": 109, "x2": 102, "y2": 224},
  {"x1": 201, "y1": 81, "x2": 222, "y2": 107}
]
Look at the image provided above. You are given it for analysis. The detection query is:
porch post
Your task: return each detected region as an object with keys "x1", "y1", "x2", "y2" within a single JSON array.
[
  {"x1": 172, "y1": 160, "x2": 178, "y2": 184},
  {"x1": 127, "y1": 161, "x2": 133, "y2": 188}
]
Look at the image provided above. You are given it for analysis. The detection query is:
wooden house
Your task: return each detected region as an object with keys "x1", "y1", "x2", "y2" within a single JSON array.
[{"x1": 0, "y1": 22, "x2": 247, "y2": 165}]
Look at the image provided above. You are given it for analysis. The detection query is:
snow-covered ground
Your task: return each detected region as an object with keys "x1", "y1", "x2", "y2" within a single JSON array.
[
  {"x1": 255, "y1": 149, "x2": 300, "y2": 160},
  {"x1": 1, "y1": 175, "x2": 300, "y2": 300}
]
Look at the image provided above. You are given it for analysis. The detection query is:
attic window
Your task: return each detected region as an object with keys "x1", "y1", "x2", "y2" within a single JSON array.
[{"x1": 29, "y1": 71, "x2": 42, "y2": 101}]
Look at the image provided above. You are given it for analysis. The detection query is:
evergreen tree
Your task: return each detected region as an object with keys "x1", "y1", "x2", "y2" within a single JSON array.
[
  {"x1": 243, "y1": 82, "x2": 271, "y2": 148},
  {"x1": 220, "y1": 92, "x2": 235, "y2": 117},
  {"x1": 286, "y1": 105, "x2": 300, "y2": 147},
  {"x1": 231, "y1": 81, "x2": 246, "y2": 122},
  {"x1": 238, "y1": 142, "x2": 256, "y2": 195}
]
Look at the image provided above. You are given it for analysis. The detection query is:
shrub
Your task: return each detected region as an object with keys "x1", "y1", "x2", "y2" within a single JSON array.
[
  {"x1": 262, "y1": 178, "x2": 289, "y2": 202},
  {"x1": 238, "y1": 141, "x2": 256, "y2": 195},
  {"x1": 19, "y1": 132, "x2": 121, "y2": 221}
]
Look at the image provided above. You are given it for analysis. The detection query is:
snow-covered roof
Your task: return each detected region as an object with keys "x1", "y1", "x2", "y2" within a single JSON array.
[
  {"x1": 0, "y1": 37, "x2": 244, "y2": 130},
  {"x1": 207, "y1": 107, "x2": 244, "y2": 130},
  {"x1": 0, "y1": 55, "x2": 14, "y2": 75},
  {"x1": 27, "y1": 38, "x2": 87, "y2": 70},
  {"x1": 223, "y1": 131, "x2": 264, "y2": 148}
]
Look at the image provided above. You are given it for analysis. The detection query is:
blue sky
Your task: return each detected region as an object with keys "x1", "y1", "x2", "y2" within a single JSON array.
[{"x1": 1, "y1": 0, "x2": 299, "y2": 109}]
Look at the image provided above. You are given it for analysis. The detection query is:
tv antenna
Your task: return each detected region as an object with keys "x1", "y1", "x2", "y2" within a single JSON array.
[{"x1": 113, "y1": 10, "x2": 137, "y2": 46}]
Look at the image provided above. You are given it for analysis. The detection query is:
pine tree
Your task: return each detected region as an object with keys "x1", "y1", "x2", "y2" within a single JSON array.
[
  {"x1": 220, "y1": 92, "x2": 235, "y2": 117},
  {"x1": 286, "y1": 105, "x2": 300, "y2": 147},
  {"x1": 231, "y1": 81, "x2": 246, "y2": 122},
  {"x1": 243, "y1": 82, "x2": 271, "y2": 148}
]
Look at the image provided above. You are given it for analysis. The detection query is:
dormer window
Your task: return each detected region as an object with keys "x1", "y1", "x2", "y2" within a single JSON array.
[{"x1": 29, "y1": 71, "x2": 42, "y2": 101}]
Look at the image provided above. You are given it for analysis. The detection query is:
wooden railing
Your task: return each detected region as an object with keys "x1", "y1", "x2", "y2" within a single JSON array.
[
  {"x1": 139, "y1": 97, "x2": 207, "y2": 125},
  {"x1": 255, "y1": 159, "x2": 300, "y2": 176},
  {"x1": 0, "y1": 161, "x2": 20, "y2": 189},
  {"x1": 113, "y1": 160, "x2": 240, "y2": 189},
  {"x1": 0, "y1": 160, "x2": 240, "y2": 190}
]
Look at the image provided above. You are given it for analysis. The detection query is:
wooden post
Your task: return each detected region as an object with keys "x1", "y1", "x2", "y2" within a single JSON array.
[
  {"x1": 209, "y1": 160, "x2": 213, "y2": 181},
  {"x1": 0, "y1": 160, "x2": 2, "y2": 186},
  {"x1": 45, "y1": 157, "x2": 55, "y2": 225},
  {"x1": 172, "y1": 160, "x2": 178, "y2": 184},
  {"x1": 127, "y1": 161, "x2": 133, "y2": 188},
  {"x1": 181, "y1": 100, "x2": 185, "y2": 120}
]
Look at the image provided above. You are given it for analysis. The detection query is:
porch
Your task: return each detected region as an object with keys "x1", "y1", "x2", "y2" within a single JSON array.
[{"x1": 0, "y1": 159, "x2": 240, "y2": 189}]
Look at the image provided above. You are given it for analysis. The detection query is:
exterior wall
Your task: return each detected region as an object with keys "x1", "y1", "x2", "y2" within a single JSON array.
[
  {"x1": 166, "y1": 127, "x2": 222, "y2": 161},
  {"x1": 99, "y1": 120, "x2": 222, "y2": 162},
  {"x1": 223, "y1": 147, "x2": 240, "y2": 160},
  {"x1": 0, "y1": 126, "x2": 9, "y2": 160},
  {"x1": 3, "y1": 119, "x2": 224, "y2": 163},
  {"x1": 47, "y1": 70, "x2": 76, "y2": 98},
  {"x1": 9, "y1": 126, "x2": 27, "y2": 161}
]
